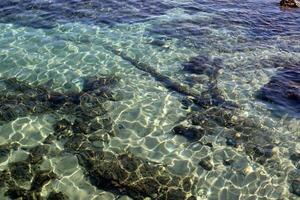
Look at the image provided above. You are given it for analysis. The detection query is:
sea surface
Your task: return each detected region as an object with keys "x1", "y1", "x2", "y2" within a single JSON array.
[{"x1": 0, "y1": 0, "x2": 300, "y2": 199}]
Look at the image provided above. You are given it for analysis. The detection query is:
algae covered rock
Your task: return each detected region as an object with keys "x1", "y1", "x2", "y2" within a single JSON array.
[
  {"x1": 78, "y1": 150, "x2": 196, "y2": 200},
  {"x1": 47, "y1": 191, "x2": 69, "y2": 200},
  {"x1": 0, "y1": 75, "x2": 118, "y2": 124},
  {"x1": 0, "y1": 170, "x2": 11, "y2": 187},
  {"x1": 9, "y1": 161, "x2": 32, "y2": 182},
  {"x1": 30, "y1": 170, "x2": 57, "y2": 192},
  {"x1": 53, "y1": 119, "x2": 72, "y2": 136},
  {"x1": 291, "y1": 179, "x2": 300, "y2": 196},
  {"x1": 27, "y1": 144, "x2": 50, "y2": 165},
  {"x1": 172, "y1": 125, "x2": 204, "y2": 141},
  {"x1": 257, "y1": 66, "x2": 300, "y2": 116}
]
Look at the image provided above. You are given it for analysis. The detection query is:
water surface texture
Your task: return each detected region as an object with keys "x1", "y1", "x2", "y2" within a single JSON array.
[{"x1": 0, "y1": 0, "x2": 300, "y2": 199}]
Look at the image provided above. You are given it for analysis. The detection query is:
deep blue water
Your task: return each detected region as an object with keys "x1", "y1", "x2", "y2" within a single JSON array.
[{"x1": 0, "y1": 0, "x2": 300, "y2": 199}]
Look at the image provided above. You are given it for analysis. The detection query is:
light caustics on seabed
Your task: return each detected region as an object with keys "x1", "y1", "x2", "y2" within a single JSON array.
[{"x1": 0, "y1": 0, "x2": 299, "y2": 199}]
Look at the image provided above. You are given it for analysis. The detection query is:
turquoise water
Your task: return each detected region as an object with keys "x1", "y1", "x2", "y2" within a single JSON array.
[{"x1": 0, "y1": 0, "x2": 300, "y2": 199}]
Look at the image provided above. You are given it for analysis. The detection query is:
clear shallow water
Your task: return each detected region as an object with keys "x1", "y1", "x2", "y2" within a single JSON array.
[{"x1": 0, "y1": 0, "x2": 300, "y2": 199}]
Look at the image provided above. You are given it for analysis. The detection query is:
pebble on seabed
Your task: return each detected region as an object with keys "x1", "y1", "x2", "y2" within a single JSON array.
[
  {"x1": 291, "y1": 179, "x2": 300, "y2": 196},
  {"x1": 243, "y1": 165, "x2": 254, "y2": 175},
  {"x1": 199, "y1": 158, "x2": 213, "y2": 171}
]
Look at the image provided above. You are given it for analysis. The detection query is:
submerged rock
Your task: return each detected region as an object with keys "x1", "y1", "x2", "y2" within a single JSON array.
[
  {"x1": 172, "y1": 125, "x2": 204, "y2": 141},
  {"x1": 257, "y1": 66, "x2": 300, "y2": 116},
  {"x1": 53, "y1": 119, "x2": 72, "y2": 136},
  {"x1": 291, "y1": 153, "x2": 300, "y2": 162},
  {"x1": 182, "y1": 55, "x2": 222, "y2": 77},
  {"x1": 0, "y1": 170, "x2": 11, "y2": 187},
  {"x1": 0, "y1": 76, "x2": 125, "y2": 197},
  {"x1": 223, "y1": 159, "x2": 234, "y2": 166},
  {"x1": 47, "y1": 92, "x2": 67, "y2": 107},
  {"x1": 0, "y1": 143, "x2": 13, "y2": 159},
  {"x1": 226, "y1": 138, "x2": 238, "y2": 147},
  {"x1": 291, "y1": 180, "x2": 300, "y2": 196},
  {"x1": 9, "y1": 161, "x2": 32, "y2": 182},
  {"x1": 280, "y1": 0, "x2": 300, "y2": 8},
  {"x1": 64, "y1": 134, "x2": 87, "y2": 152},
  {"x1": 5, "y1": 186, "x2": 41, "y2": 200},
  {"x1": 30, "y1": 170, "x2": 57, "y2": 192},
  {"x1": 47, "y1": 191, "x2": 69, "y2": 200},
  {"x1": 199, "y1": 158, "x2": 213, "y2": 171},
  {"x1": 0, "y1": 75, "x2": 118, "y2": 124},
  {"x1": 5, "y1": 186, "x2": 28, "y2": 199},
  {"x1": 244, "y1": 144, "x2": 277, "y2": 164},
  {"x1": 78, "y1": 150, "x2": 196, "y2": 200},
  {"x1": 72, "y1": 119, "x2": 89, "y2": 134},
  {"x1": 82, "y1": 75, "x2": 118, "y2": 93},
  {"x1": 27, "y1": 145, "x2": 50, "y2": 165}
]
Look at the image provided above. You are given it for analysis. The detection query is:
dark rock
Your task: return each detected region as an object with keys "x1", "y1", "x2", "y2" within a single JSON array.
[
  {"x1": 89, "y1": 120, "x2": 103, "y2": 132},
  {"x1": 149, "y1": 39, "x2": 166, "y2": 47},
  {"x1": 181, "y1": 97, "x2": 194, "y2": 109},
  {"x1": 72, "y1": 119, "x2": 89, "y2": 134},
  {"x1": 166, "y1": 188, "x2": 186, "y2": 200},
  {"x1": 252, "y1": 145, "x2": 274, "y2": 159},
  {"x1": 190, "y1": 108, "x2": 235, "y2": 127},
  {"x1": 245, "y1": 144, "x2": 276, "y2": 163},
  {"x1": 5, "y1": 184, "x2": 42, "y2": 199},
  {"x1": 226, "y1": 138, "x2": 238, "y2": 147},
  {"x1": 223, "y1": 159, "x2": 234, "y2": 166},
  {"x1": 9, "y1": 161, "x2": 32, "y2": 182},
  {"x1": 5, "y1": 186, "x2": 28, "y2": 199},
  {"x1": 199, "y1": 158, "x2": 213, "y2": 171},
  {"x1": 257, "y1": 66, "x2": 300, "y2": 116},
  {"x1": 67, "y1": 93, "x2": 81, "y2": 104},
  {"x1": 101, "y1": 117, "x2": 113, "y2": 131},
  {"x1": 256, "y1": 156, "x2": 267, "y2": 165},
  {"x1": 47, "y1": 191, "x2": 69, "y2": 200},
  {"x1": 64, "y1": 134, "x2": 87, "y2": 151},
  {"x1": 43, "y1": 135, "x2": 56, "y2": 144},
  {"x1": 280, "y1": 0, "x2": 300, "y2": 8},
  {"x1": 0, "y1": 105, "x2": 18, "y2": 122},
  {"x1": 118, "y1": 154, "x2": 140, "y2": 172},
  {"x1": 204, "y1": 142, "x2": 213, "y2": 148},
  {"x1": 187, "y1": 196, "x2": 197, "y2": 200},
  {"x1": 82, "y1": 76, "x2": 117, "y2": 93},
  {"x1": 185, "y1": 75, "x2": 207, "y2": 86},
  {"x1": 182, "y1": 55, "x2": 222, "y2": 77},
  {"x1": 291, "y1": 153, "x2": 300, "y2": 162},
  {"x1": 27, "y1": 145, "x2": 49, "y2": 165},
  {"x1": 291, "y1": 179, "x2": 300, "y2": 196},
  {"x1": 0, "y1": 144, "x2": 11, "y2": 158},
  {"x1": 30, "y1": 170, "x2": 57, "y2": 192},
  {"x1": 0, "y1": 170, "x2": 11, "y2": 187},
  {"x1": 173, "y1": 125, "x2": 204, "y2": 141},
  {"x1": 78, "y1": 150, "x2": 196, "y2": 200},
  {"x1": 48, "y1": 92, "x2": 66, "y2": 106},
  {"x1": 53, "y1": 119, "x2": 72, "y2": 135},
  {"x1": 182, "y1": 177, "x2": 192, "y2": 192},
  {"x1": 156, "y1": 175, "x2": 170, "y2": 185}
]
